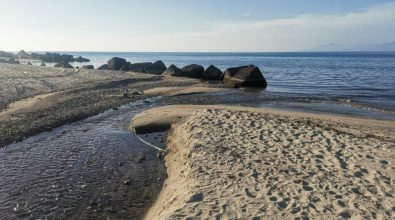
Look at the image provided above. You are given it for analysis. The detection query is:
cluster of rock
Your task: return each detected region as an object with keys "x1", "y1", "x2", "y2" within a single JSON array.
[
  {"x1": 96, "y1": 57, "x2": 167, "y2": 74},
  {"x1": 0, "y1": 50, "x2": 90, "y2": 65},
  {"x1": 96, "y1": 57, "x2": 267, "y2": 88},
  {"x1": 0, "y1": 51, "x2": 20, "y2": 64},
  {"x1": 0, "y1": 51, "x2": 14, "y2": 58},
  {"x1": 0, "y1": 57, "x2": 20, "y2": 64},
  {"x1": 28, "y1": 51, "x2": 90, "y2": 63}
]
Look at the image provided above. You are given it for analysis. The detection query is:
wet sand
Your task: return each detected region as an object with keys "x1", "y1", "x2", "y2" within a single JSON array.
[
  {"x1": 0, "y1": 63, "x2": 228, "y2": 148},
  {"x1": 134, "y1": 105, "x2": 395, "y2": 219}
]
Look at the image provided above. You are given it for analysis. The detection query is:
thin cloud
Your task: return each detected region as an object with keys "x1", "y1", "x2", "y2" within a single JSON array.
[{"x1": 125, "y1": 2, "x2": 395, "y2": 52}]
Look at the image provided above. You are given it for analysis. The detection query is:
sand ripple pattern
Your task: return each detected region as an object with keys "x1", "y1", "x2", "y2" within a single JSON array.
[{"x1": 157, "y1": 109, "x2": 395, "y2": 219}]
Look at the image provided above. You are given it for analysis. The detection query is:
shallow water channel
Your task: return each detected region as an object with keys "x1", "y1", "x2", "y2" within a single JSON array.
[
  {"x1": 0, "y1": 90, "x2": 393, "y2": 220},
  {"x1": 0, "y1": 98, "x2": 166, "y2": 220}
]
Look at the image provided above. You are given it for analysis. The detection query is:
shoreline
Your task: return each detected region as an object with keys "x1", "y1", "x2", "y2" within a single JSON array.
[
  {"x1": 1, "y1": 63, "x2": 394, "y2": 218},
  {"x1": 134, "y1": 105, "x2": 395, "y2": 219}
]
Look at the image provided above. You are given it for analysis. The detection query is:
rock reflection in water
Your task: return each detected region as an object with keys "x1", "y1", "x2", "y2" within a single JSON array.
[{"x1": 0, "y1": 99, "x2": 166, "y2": 220}]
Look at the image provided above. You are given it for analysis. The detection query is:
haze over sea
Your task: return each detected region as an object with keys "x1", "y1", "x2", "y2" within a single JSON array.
[{"x1": 33, "y1": 51, "x2": 395, "y2": 112}]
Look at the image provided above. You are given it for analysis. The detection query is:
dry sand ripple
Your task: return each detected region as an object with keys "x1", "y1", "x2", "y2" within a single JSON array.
[{"x1": 140, "y1": 106, "x2": 395, "y2": 219}]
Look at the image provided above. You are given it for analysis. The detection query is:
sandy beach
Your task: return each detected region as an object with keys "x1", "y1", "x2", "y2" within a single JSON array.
[
  {"x1": 134, "y1": 105, "x2": 395, "y2": 219},
  {"x1": 1, "y1": 63, "x2": 394, "y2": 219}
]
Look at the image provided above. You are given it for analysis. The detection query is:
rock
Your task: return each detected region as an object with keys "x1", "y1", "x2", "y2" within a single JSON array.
[
  {"x1": 162, "y1": 64, "x2": 183, "y2": 76},
  {"x1": 144, "y1": 60, "x2": 167, "y2": 74},
  {"x1": 31, "y1": 53, "x2": 41, "y2": 60},
  {"x1": 131, "y1": 89, "x2": 143, "y2": 95},
  {"x1": 223, "y1": 65, "x2": 267, "y2": 88},
  {"x1": 7, "y1": 58, "x2": 20, "y2": 64},
  {"x1": 97, "y1": 64, "x2": 109, "y2": 70},
  {"x1": 123, "y1": 180, "x2": 131, "y2": 185},
  {"x1": 129, "y1": 62, "x2": 152, "y2": 73},
  {"x1": 181, "y1": 64, "x2": 204, "y2": 78},
  {"x1": 40, "y1": 63, "x2": 46, "y2": 67},
  {"x1": 73, "y1": 56, "x2": 90, "y2": 62},
  {"x1": 107, "y1": 57, "x2": 127, "y2": 71},
  {"x1": 54, "y1": 61, "x2": 73, "y2": 68},
  {"x1": 120, "y1": 62, "x2": 131, "y2": 71},
  {"x1": 26, "y1": 61, "x2": 32, "y2": 65},
  {"x1": 17, "y1": 50, "x2": 30, "y2": 59},
  {"x1": 203, "y1": 65, "x2": 222, "y2": 80},
  {"x1": 81, "y1": 65, "x2": 94, "y2": 69},
  {"x1": 0, "y1": 51, "x2": 14, "y2": 58},
  {"x1": 187, "y1": 192, "x2": 204, "y2": 203}
]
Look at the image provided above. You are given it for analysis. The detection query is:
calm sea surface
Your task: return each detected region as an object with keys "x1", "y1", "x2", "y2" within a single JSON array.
[{"x1": 37, "y1": 52, "x2": 395, "y2": 111}]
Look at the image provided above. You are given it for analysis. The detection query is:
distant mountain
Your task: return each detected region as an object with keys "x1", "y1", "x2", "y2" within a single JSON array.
[{"x1": 311, "y1": 41, "x2": 395, "y2": 52}]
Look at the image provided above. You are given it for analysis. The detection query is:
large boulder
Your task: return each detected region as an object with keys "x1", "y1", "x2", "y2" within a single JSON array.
[
  {"x1": 97, "y1": 64, "x2": 109, "y2": 70},
  {"x1": 181, "y1": 64, "x2": 204, "y2": 78},
  {"x1": 27, "y1": 61, "x2": 33, "y2": 65},
  {"x1": 202, "y1": 65, "x2": 222, "y2": 80},
  {"x1": 223, "y1": 65, "x2": 267, "y2": 88},
  {"x1": 31, "y1": 53, "x2": 41, "y2": 60},
  {"x1": 144, "y1": 60, "x2": 166, "y2": 74},
  {"x1": 81, "y1": 65, "x2": 94, "y2": 69},
  {"x1": 120, "y1": 62, "x2": 131, "y2": 71},
  {"x1": 107, "y1": 57, "x2": 126, "y2": 70},
  {"x1": 40, "y1": 63, "x2": 46, "y2": 67},
  {"x1": 129, "y1": 62, "x2": 152, "y2": 73},
  {"x1": 162, "y1": 64, "x2": 183, "y2": 76},
  {"x1": 17, "y1": 50, "x2": 30, "y2": 59},
  {"x1": 74, "y1": 56, "x2": 90, "y2": 62},
  {"x1": 54, "y1": 61, "x2": 73, "y2": 68}
]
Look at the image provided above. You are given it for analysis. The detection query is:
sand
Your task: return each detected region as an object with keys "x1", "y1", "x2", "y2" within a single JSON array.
[
  {"x1": 143, "y1": 85, "x2": 226, "y2": 97},
  {"x1": 0, "y1": 63, "x2": 149, "y2": 109},
  {"x1": 133, "y1": 105, "x2": 395, "y2": 220}
]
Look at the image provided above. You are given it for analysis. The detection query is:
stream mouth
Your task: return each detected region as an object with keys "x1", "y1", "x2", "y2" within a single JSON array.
[
  {"x1": 0, "y1": 89, "x2": 392, "y2": 220},
  {"x1": 0, "y1": 98, "x2": 166, "y2": 220}
]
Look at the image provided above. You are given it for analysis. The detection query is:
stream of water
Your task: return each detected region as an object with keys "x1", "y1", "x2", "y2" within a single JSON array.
[{"x1": 0, "y1": 98, "x2": 166, "y2": 220}]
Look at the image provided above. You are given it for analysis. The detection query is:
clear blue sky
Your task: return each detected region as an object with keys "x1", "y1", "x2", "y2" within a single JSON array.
[{"x1": 1, "y1": 0, "x2": 394, "y2": 52}]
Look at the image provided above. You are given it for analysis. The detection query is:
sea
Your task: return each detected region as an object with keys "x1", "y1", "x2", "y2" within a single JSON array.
[{"x1": 33, "y1": 52, "x2": 395, "y2": 115}]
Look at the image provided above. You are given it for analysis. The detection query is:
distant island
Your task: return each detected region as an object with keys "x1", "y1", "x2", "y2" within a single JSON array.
[{"x1": 310, "y1": 41, "x2": 395, "y2": 52}]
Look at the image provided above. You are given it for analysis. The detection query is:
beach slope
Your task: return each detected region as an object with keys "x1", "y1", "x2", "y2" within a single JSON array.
[{"x1": 134, "y1": 105, "x2": 395, "y2": 220}]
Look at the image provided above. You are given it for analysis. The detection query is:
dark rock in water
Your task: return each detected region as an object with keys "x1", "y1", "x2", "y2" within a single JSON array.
[
  {"x1": 120, "y1": 62, "x2": 131, "y2": 71},
  {"x1": 81, "y1": 65, "x2": 94, "y2": 69},
  {"x1": 54, "y1": 61, "x2": 73, "y2": 68},
  {"x1": 203, "y1": 65, "x2": 222, "y2": 80},
  {"x1": 107, "y1": 57, "x2": 127, "y2": 71},
  {"x1": 26, "y1": 61, "x2": 32, "y2": 65},
  {"x1": 97, "y1": 64, "x2": 109, "y2": 70},
  {"x1": 144, "y1": 60, "x2": 167, "y2": 74},
  {"x1": 223, "y1": 65, "x2": 267, "y2": 88},
  {"x1": 38, "y1": 52, "x2": 74, "y2": 62},
  {"x1": 17, "y1": 50, "x2": 30, "y2": 59},
  {"x1": 40, "y1": 62, "x2": 46, "y2": 67},
  {"x1": 162, "y1": 64, "x2": 183, "y2": 76},
  {"x1": 181, "y1": 64, "x2": 204, "y2": 78},
  {"x1": 73, "y1": 56, "x2": 90, "y2": 62},
  {"x1": 129, "y1": 62, "x2": 152, "y2": 73}
]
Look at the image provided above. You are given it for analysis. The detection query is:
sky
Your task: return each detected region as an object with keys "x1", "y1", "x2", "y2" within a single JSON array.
[{"x1": 0, "y1": 0, "x2": 395, "y2": 52}]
